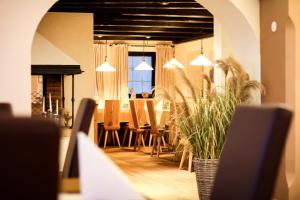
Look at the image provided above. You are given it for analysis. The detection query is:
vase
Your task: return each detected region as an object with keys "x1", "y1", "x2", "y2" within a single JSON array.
[{"x1": 193, "y1": 158, "x2": 219, "y2": 200}]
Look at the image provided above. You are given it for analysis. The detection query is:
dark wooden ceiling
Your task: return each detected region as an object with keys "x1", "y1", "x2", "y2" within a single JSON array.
[{"x1": 49, "y1": 0, "x2": 213, "y2": 44}]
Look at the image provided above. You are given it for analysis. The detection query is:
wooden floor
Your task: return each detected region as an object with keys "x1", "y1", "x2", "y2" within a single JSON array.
[{"x1": 105, "y1": 148, "x2": 199, "y2": 200}]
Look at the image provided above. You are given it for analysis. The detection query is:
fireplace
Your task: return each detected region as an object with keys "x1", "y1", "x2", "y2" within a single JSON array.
[{"x1": 31, "y1": 65, "x2": 82, "y2": 127}]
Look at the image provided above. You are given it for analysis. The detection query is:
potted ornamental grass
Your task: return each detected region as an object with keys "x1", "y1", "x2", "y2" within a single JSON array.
[{"x1": 158, "y1": 57, "x2": 265, "y2": 200}]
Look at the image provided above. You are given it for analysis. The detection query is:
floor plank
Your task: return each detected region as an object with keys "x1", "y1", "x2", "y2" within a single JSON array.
[{"x1": 105, "y1": 148, "x2": 199, "y2": 200}]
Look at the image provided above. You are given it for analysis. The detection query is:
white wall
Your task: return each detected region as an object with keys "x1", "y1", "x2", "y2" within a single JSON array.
[
  {"x1": 0, "y1": 0, "x2": 58, "y2": 115},
  {"x1": 32, "y1": 33, "x2": 78, "y2": 65},
  {"x1": 36, "y1": 12, "x2": 95, "y2": 139},
  {"x1": 229, "y1": 0, "x2": 260, "y2": 40},
  {"x1": 196, "y1": 0, "x2": 260, "y2": 82}
]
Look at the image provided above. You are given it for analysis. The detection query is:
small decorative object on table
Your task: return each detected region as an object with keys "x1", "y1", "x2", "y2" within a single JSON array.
[
  {"x1": 63, "y1": 111, "x2": 72, "y2": 128},
  {"x1": 142, "y1": 92, "x2": 149, "y2": 98}
]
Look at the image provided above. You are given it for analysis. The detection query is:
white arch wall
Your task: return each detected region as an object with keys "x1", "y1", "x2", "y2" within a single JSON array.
[
  {"x1": 288, "y1": 0, "x2": 300, "y2": 199},
  {"x1": 0, "y1": 0, "x2": 58, "y2": 115},
  {"x1": 196, "y1": 0, "x2": 260, "y2": 82}
]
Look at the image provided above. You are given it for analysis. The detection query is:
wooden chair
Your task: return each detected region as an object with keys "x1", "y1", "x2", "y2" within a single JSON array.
[
  {"x1": 146, "y1": 100, "x2": 167, "y2": 157},
  {"x1": 178, "y1": 137, "x2": 193, "y2": 172},
  {"x1": 122, "y1": 100, "x2": 150, "y2": 148},
  {"x1": 123, "y1": 100, "x2": 151, "y2": 150},
  {"x1": 98, "y1": 100, "x2": 121, "y2": 148},
  {"x1": 176, "y1": 102, "x2": 193, "y2": 172},
  {"x1": 0, "y1": 117, "x2": 60, "y2": 200},
  {"x1": 62, "y1": 98, "x2": 96, "y2": 178},
  {"x1": 211, "y1": 105, "x2": 292, "y2": 200}
]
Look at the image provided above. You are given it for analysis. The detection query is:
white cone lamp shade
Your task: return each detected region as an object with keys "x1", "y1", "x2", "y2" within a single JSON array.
[
  {"x1": 134, "y1": 60, "x2": 154, "y2": 70},
  {"x1": 134, "y1": 40, "x2": 153, "y2": 71},
  {"x1": 163, "y1": 58, "x2": 184, "y2": 69},
  {"x1": 189, "y1": 54, "x2": 213, "y2": 66},
  {"x1": 96, "y1": 59, "x2": 116, "y2": 72},
  {"x1": 189, "y1": 40, "x2": 213, "y2": 67},
  {"x1": 95, "y1": 40, "x2": 116, "y2": 72}
]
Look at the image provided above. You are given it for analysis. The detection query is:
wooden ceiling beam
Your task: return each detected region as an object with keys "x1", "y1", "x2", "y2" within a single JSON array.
[
  {"x1": 58, "y1": 0, "x2": 197, "y2": 3},
  {"x1": 49, "y1": 7, "x2": 212, "y2": 16},
  {"x1": 94, "y1": 26, "x2": 212, "y2": 32},
  {"x1": 95, "y1": 21, "x2": 213, "y2": 28},
  {"x1": 94, "y1": 28, "x2": 212, "y2": 35},
  {"x1": 94, "y1": 31, "x2": 200, "y2": 37},
  {"x1": 57, "y1": 2, "x2": 202, "y2": 8},
  {"x1": 94, "y1": 15, "x2": 213, "y2": 24}
]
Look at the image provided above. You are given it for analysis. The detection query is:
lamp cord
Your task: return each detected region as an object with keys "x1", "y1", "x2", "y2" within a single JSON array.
[
  {"x1": 142, "y1": 40, "x2": 145, "y2": 61},
  {"x1": 201, "y1": 39, "x2": 204, "y2": 54},
  {"x1": 105, "y1": 40, "x2": 108, "y2": 61}
]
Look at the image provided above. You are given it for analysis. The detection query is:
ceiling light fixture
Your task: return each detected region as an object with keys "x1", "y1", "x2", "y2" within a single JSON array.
[
  {"x1": 96, "y1": 40, "x2": 116, "y2": 72},
  {"x1": 189, "y1": 40, "x2": 213, "y2": 67},
  {"x1": 134, "y1": 40, "x2": 153, "y2": 71},
  {"x1": 163, "y1": 46, "x2": 184, "y2": 69}
]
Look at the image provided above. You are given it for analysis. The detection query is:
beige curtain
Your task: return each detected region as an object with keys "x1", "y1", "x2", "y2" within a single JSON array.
[
  {"x1": 155, "y1": 45, "x2": 174, "y2": 95},
  {"x1": 94, "y1": 43, "x2": 128, "y2": 100}
]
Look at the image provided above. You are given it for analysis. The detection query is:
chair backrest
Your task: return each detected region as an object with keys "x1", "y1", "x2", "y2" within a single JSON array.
[
  {"x1": 62, "y1": 98, "x2": 96, "y2": 178},
  {"x1": 0, "y1": 117, "x2": 60, "y2": 200},
  {"x1": 0, "y1": 103, "x2": 12, "y2": 116},
  {"x1": 129, "y1": 100, "x2": 140, "y2": 129},
  {"x1": 135, "y1": 99, "x2": 146, "y2": 124},
  {"x1": 104, "y1": 100, "x2": 120, "y2": 130},
  {"x1": 211, "y1": 105, "x2": 292, "y2": 200},
  {"x1": 146, "y1": 100, "x2": 158, "y2": 132}
]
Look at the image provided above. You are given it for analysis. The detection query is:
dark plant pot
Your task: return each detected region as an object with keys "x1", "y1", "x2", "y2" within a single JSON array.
[{"x1": 193, "y1": 158, "x2": 219, "y2": 200}]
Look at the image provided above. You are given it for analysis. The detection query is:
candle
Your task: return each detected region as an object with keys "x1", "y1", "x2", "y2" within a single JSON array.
[
  {"x1": 49, "y1": 93, "x2": 52, "y2": 112},
  {"x1": 56, "y1": 99, "x2": 59, "y2": 115},
  {"x1": 42, "y1": 96, "x2": 45, "y2": 113}
]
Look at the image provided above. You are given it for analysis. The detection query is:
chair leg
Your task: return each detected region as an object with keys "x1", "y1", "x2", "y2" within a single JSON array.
[
  {"x1": 162, "y1": 136, "x2": 166, "y2": 147},
  {"x1": 115, "y1": 130, "x2": 121, "y2": 148},
  {"x1": 128, "y1": 130, "x2": 133, "y2": 148},
  {"x1": 98, "y1": 128, "x2": 103, "y2": 145},
  {"x1": 179, "y1": 147, "x2": 188, "y2": 170},
  {"x1": 151, "y1": 135, "x2": 157, "y2": 157},
  {"x1": 122, "y1": 127, "x2": 128, "y2": 146},
  {"x1": 134, "y1": 131, "x2": 139, "y2": 151},
  {"x1": 137, "y1": 132, "x2": 144, "y2": 151},
  {"x1": 149, "y1": 134, "x2": 152, "y2": 147},
  {"x1": 141, "y1": 135, "x2": 145, "y2": 147},
  {"x1": 157, "y1": 136, "x2": 161, "y2": 157},
  {"x1": 188, "y1": 151, "x2": 193, "y2": 172},
  {"x1": 112, "y1": 130, "x2": 116, "y2": 146},
  {"x1": 104, "y1": 130, "x2": 109, "y2": 148}
]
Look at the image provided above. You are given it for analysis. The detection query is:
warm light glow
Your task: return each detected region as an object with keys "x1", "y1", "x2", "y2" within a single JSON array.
[
  {"x1": 163, "y1": 58, "x2": 184, "y2": 69},
  {"x1": 121, "y1": 99, "x2": 129, "y2": 109},
  {"x1": 134, "y1": 61, "x2": 154, "y2": 71},
  {"x1": 189, "y1": 54, "x2": 213, "y2": 67},
  {"x1": 155, "y1": 100, "x2": 163, "y2": 111},
  {"x1": 96, "y1": 61, "x2": 116, "y2": 72},
  {"x1": 97, "y1": 99, "x2": 105, "y2": 109}
]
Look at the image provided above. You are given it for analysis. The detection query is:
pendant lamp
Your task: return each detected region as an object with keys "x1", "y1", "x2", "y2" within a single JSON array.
[
  {"x1": 134, "y1": 40, "x2": 153, "y2": 71},
  {"x1": 163, "y1": 46, "x2": 184, "y2": 69},
  {"x1": 96, "y1": 40, "x2": 116, "y2": 72},
  {"x1": 189, "y1": 40, "x2": 213, "y2": 67}
]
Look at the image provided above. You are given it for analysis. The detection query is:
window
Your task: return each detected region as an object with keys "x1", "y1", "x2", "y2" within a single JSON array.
[{"x1": 128, "y1": 52, "x2": 155, "y2": 98}]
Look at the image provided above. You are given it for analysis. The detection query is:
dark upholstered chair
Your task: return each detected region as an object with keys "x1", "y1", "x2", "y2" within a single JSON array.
[
  {"x1": 0, "y1": 117, "x2": 60, "y2": 200},
  {"x1": 0, "y1": 103, "x2": 12, "y2": 116},
  {"x1": 211, "y1": 105, "x2": 292, "y2": 200},
  {"x1": 62, "y1": 98, "x2": 96, "y2": 178}
]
